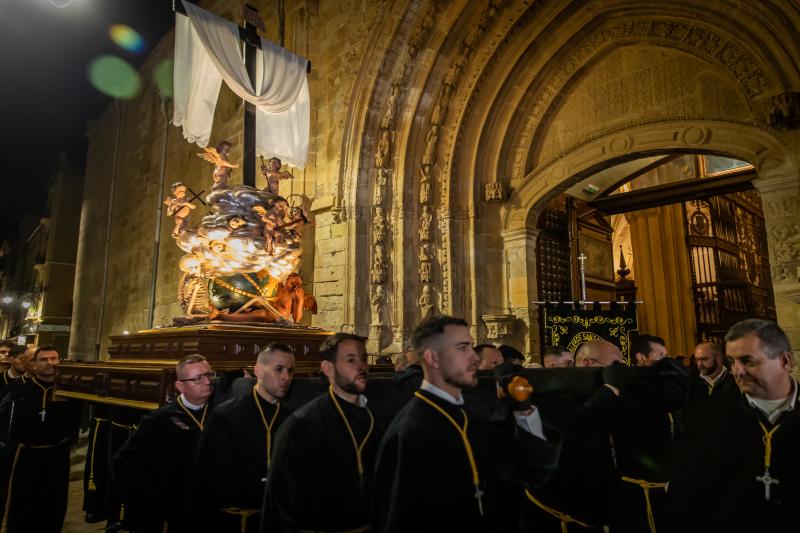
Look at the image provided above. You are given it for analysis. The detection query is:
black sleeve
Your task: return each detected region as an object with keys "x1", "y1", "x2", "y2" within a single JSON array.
[
  {"x1": 111, "y1": 414, "x2": 160, "y2": 505},
  {"x1": 261, "y1": 415, "x2": 315, "y2": 533},
  {"x1": 185, "y1": 409, "x2": 228, "y2": 530}
]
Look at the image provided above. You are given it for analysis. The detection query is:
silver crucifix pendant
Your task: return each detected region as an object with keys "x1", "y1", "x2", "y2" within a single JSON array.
[
  {"x1": 474, "y1": 485, "x2": 484, "y2": 517},
  {"x1": 756, "y1": 469, "x2": 779, "y2": 501},
  {"x1": 39, "y1": 409, "x2": 46, "y2": 422}
]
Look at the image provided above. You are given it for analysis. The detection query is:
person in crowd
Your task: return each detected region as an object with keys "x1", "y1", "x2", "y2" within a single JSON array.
[
  {"x1": 188, "y1": 344, "x2": 295, "y2": 532},
  {"x1": 262, "y1": 333, "x2": 382, "y2": 533},
  {"x1": 113, "y1": 354, "x2": 215, "y2": 533}
]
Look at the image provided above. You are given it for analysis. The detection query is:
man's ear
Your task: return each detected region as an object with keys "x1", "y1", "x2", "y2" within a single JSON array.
[
  {"x1": 422, "y1": 347, "x2": 438, "y2": 369},
  {"x1": 779, "y1": 352, "x2": 793, "y2": 372},
  {"x1": 253, "y1": 362, "x2": 264, "y2": 380},
  {"x1": 320, "y1": 360, "x2": 333, "y2": 380},
  {"x1": 175, "y1": 380, "x2": 186, "y2": 396},
  {"x1": 635, "y1": 352, "x2": 646, "y2": 366}
]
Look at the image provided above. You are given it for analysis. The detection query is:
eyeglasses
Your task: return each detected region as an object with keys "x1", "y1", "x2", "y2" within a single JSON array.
[{"x1": 178, "y1": 371, "x2": 216, "y2": 384}]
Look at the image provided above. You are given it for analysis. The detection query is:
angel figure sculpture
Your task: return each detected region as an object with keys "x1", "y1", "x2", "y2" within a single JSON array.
[
  {"x1": 164, "y1": 182, "x2": 196, "y2": 237},
  {"x1": 253, "y1": 197, "x2": 290, "y2": 256},
  {"x1": 260, "y1": 156, "x2": 294, "y2": 194},
  {"x1": 197, "y1": 140, "x2": 238, "y2": 190}
]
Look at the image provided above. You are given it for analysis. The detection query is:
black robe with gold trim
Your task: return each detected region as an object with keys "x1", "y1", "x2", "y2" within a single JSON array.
[
  {"x1": 187, "y1": 390, "x2": 290, "y2": 532},
  {"x1": 112, "y1": 399, "x2": 205, "y2": 533},
  {"x1": 0, "y1": 377, "x2": 81, "y2": 533},
  {"x1": 669, "y1": 384, "x2": 800, "y2": 532},
  {"x1": 371, "y1": 389, "x2": 562, "y2": 533},
  {"x1": 262, "y1": 391, "x2": 383, "y2": 533}
]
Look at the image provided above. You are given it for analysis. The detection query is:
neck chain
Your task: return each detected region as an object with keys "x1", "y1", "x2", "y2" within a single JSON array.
[
  {"x1": 177, "y1": 396, "x2": 208, "y2": 430},
  {"x1": 328, "y1": 385, "x2": 374, "y2": 479},
  {"x1": 414, "y1": 391, "x2": 484, "y2": 516},
  {"x1": 32, "y1": 377, "x2": 52, "y2": 420},
  {"x1": 253, "y1": 385, "x2": 281, "y2": 468}
]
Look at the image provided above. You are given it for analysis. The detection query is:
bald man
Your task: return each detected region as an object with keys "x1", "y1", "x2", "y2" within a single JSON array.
[{"x1": 575, "y1": 339, "x2": 624, "y2": 368}]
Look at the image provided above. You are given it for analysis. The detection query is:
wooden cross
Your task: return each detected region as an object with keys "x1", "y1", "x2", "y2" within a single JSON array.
[{"x1": 174, "y1": 2, "x2": 311, "y2": 187}]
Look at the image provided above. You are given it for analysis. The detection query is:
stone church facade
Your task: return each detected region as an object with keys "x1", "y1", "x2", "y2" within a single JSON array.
[{"x1": 69, "y1": 0, "x2": 800, "y2": 360}]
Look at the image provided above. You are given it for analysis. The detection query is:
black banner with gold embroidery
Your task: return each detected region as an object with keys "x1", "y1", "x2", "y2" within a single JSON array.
[{"x1": 541, "y1": 302, "x2": 638, "y2": 363}]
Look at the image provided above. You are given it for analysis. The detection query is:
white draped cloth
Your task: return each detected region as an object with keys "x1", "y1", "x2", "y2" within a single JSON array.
[{"x1": 173, "y1": 0, "x2": 309, "y2": 168}]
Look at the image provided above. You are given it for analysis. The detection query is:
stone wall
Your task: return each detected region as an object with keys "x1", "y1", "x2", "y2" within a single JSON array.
[{"x1": 71, "y1": 0, "x2": 800, "y2": 360}]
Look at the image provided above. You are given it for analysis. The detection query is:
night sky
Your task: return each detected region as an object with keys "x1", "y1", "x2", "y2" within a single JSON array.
[{"x1": 0, "y1": 0, "x2": 175, "y2": 241}]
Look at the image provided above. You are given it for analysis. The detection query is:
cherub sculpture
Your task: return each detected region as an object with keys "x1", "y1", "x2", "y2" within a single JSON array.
[
  {"x1": 164, "y1": 182, "x2": 196, "y2": 237},
  {"x1": 260, "y1": 156, "x2": 294, "y2": 194},
  {"x1": 197, "y1": 140, "x2": 238, "y2": 190},
  {"x1": 253, "y1": 197, "x2": 289, "y2": 256}
]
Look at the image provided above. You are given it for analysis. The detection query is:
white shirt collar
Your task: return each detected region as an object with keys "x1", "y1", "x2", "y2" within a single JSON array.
[
  {"x1": 746, "y1": 379, "x2": 798, "y2": 424},
  {"x1": 700, "y1": 366, "x2": 727, "y2": 387},
  {"x1": 420, "y1": 380, "x2": 464, "y2": 405},
  {"x1": 179, "y1": 394, "x2": 205, "y2": 411}
]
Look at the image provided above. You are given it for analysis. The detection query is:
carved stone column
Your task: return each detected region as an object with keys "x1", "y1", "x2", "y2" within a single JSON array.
[
  {"x1": 626, "y1": 205, "x2": 697, "y2": 356},
  {"x1": 500, "y1": 228, "x2": 540, "y2": 357},
  {"x1": 754, "y1": 173, "x2": 800, "y2": 354}
]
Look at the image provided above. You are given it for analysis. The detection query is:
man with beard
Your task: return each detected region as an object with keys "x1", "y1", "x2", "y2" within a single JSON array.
[
  {"x1": 0, "y1": 345, "x2": 81, "y2": 532},
  {"x1": 262, "y1": 333, "x2": 382, "y2": 533},
  {"x1": 372, "y1": 315, "x2": 561, "y2": 533},
  {"x1": 687, "y1": 342, "x2": 736, "y2": 411},
  {"x1": 187, "y1": 344, "x2": 295, "y2": 532},
  {"x1": 670, "y1": 319, "x2": 800, "y2": 532},
  {"x1": 113, "y1": 354, "x2": 215, "y2": 533}
]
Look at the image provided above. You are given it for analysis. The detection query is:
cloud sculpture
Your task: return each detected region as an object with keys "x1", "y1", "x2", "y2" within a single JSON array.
[{"x1": 175, "y1": 185, "x2": 302, "y2": 281}]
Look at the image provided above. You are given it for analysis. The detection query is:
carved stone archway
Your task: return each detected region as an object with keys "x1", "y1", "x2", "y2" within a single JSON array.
[{"x1": 504, "y1": 118, "x2": 800, "y2": 353}]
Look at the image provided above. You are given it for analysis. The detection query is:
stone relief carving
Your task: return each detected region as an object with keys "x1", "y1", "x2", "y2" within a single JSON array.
[
  {"x1": 765, "y1": 92, "x2": 800, "y2": 130},
  {"x1": 422, "y1": 125, "x2": 439, "y2": 168},
  {"x1": 419, "y1": 244, "x2": 433, "y2": 283},
  {"x1": 482, "y1": 313, "x2": 517, "y2": 340},
  {"x1": 381, "y1": 87, "x2": 399, "y2": 130},
  {"x1": 484, "y1": 182, "x2": 506, "y2": 203},
  {"x1": 513, "y1": 17, "x2": 773, "y2": 179},
  {"x1": 373, "y1": 206, "x2": 387, "y2": 244},
  {"x1": 370, "y1": 285, "x2": 386, "y2": 325},
  {"x1": 419, "y1": 284, "x2": 435, "y2": 318},
  {"x1": 375, "y1": 130, "x2": 392, "y2": 168},
  {"x1": 371, "y1": 244, "x2": 387, "y2": 284},
  {"x1": 419, "y1": 205, "x2": 433, "y2": 241},
  {"x1": 420, "y1": 165, "x2": 432, "y2": 204},
  {"x1": 374, "y1": 168, "x2": 388, "y2": 205}
]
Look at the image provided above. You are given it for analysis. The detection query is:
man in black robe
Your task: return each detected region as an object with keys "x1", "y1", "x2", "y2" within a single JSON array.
[
  {"x1": 188, "y1": 343, "x2": 295, "y2": 532},
  {"x1": 372, "y1": 315, "x2": 562, "y2": 533},
  {"x1": 670, "y1": 319, "x2": 800, "y2": 532},
  {"x1": 112, "y1": 354, "x2": 215, "y2": 533},
  {"x1": 0, "y1": 341, "x2": 14, "y2": 376},
  {"x1": 262, "y1": 333, "x2": 382, "y2": 533},
  {"x1": 0, "y1": 345, "x2": 81, "y2": 532},
  {"x1": 609, "y1": 335, "x2": 688, "y2": 533},
  {"x1": 686, "y1": 341, "x2": 737, "y2": 415},
  {"x1": 520, "y1": 340, "x2": 630, "y2": 532},
  {"x1": 0, "y1": 345, "x2": 28, "y2": 400}
]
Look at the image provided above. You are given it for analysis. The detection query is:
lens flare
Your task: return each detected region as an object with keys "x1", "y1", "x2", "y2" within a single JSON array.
[
  {"x1": 152, "y1": 59, "x2": 174, "y2": 97},
  {"x1": 87, "y1": 55, "x2": 141, "y2": 99},
  {"x1": 109, "y1": 24, "x2": 144, "y2": 53}
]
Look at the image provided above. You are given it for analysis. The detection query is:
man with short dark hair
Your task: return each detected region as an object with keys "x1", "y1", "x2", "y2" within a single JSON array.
[
  {"x1": 672, "y1": 319, "x2": 800, "y2": 532},
  {"x1": 0, "y1": 340, "x2": 14, "y2": 373},
  {"x1": 0, "y1": 345, "x2": 28, "y2": 399},
  {"x1": 188, "y1": 343, "x2": 295, "y2": 532},
  {"x1": 372, "y1": 315, "x2": 561, "y2": 532},
  {"x1": 262, "y1": 333, "x2": 383, "y2": 533},
  {"x1": 113, "y1": 354, "x2": 215, "y2": 533},
  {"x1": 475, "y1": 343, "x2": 503, "y2": 370},
  {"x1": 633, "y1": 334, "x2": 668, "y2": 367},
  {"x1": 0, "y1": 345, "x2": 81, "y2": 532},
  {"x1": 542, "y1": 345, "x2": 574, "y2": 368}
]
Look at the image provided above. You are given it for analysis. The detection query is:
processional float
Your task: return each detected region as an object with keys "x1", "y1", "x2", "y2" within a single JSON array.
[{"x1": 55, "y1": 0, "x2": 330, "y2": 411}]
